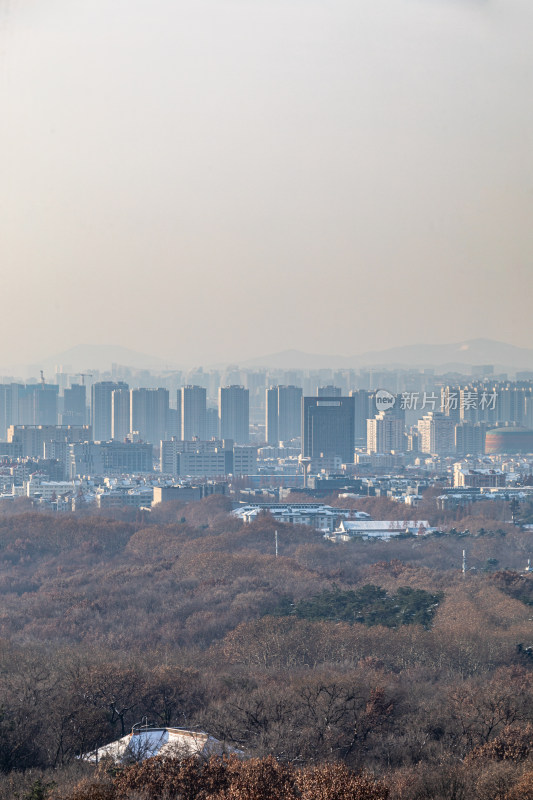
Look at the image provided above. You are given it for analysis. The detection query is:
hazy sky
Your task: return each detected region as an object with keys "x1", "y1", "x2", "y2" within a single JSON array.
[{"x1": 1, "y1": 0, "x2": 532, "y2": 366}]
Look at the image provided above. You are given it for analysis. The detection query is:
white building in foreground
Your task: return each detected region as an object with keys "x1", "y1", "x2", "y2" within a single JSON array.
[{"x1": 84, "y1": 727, "x2": 234, "y2": 764}]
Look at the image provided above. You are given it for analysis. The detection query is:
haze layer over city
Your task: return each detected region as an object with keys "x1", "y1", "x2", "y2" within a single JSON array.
[{"x1": 2, "y1": 0, "x2": 533, "y2": 369}]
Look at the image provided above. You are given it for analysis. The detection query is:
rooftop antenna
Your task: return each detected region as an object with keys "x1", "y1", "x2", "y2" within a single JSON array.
[{"x1": 40, "y1": 369, "x2": 45, "y2": 386}]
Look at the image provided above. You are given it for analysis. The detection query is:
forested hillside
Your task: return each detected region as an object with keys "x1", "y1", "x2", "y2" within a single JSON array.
[{"x1": 0, "y1": 497, "x2": 533, "y2": 799}]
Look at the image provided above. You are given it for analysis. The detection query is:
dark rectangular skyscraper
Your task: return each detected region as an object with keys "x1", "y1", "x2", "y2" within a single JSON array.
[{"x1": 302, "y1": 396, "x2": 355, "y2": 464}]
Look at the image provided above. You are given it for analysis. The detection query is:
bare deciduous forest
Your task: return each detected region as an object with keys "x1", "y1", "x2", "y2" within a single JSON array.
[{"x1": 1, "y1": 495, "x2": 533, "y2": 799}]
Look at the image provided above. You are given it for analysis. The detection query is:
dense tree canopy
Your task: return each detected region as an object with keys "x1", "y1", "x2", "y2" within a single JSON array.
[
  {"x1": 273, "y1": 585, "x2": 443, "y2": 628},
  {"x1": 0, "y1": 499, "x2": 531, "y2": 799}
]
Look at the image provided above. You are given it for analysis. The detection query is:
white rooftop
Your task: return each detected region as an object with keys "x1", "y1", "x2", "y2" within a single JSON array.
[
  {"x1": 335, "y1": 519, "x2": 433, "y2": 539},
  {"x1": 84, "y1": 727, "x2": 235, "y2": 764}
]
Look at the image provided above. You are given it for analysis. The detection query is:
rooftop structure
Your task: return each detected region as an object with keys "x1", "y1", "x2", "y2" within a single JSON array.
[
  {"x1": 232, "y1": 502, "x2": 369, "y2": 532},
  {"x1": 453, "y1": 464, "x2": 506, "y2": 488},
  {"x1": 331, "y1": 519, "x2": 434, "y2": 541},
  {"x1": 84, "y1": 726, "x2": 234, "y2": 764}
]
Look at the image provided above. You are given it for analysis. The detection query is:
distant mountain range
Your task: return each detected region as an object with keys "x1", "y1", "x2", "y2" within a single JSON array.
[
  {"x1": 241, "y1": 339, "x2": 533, "y2": 372},
  {"x1": 48, "y1": 344, "x2": 177, "y2": 372},
  {"x1": 3, "y1": 338, "x2": 533, "y2": 377},
  {"x1": 4, "y1": 345, "x2": 176, "y2": 378}
]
